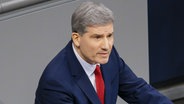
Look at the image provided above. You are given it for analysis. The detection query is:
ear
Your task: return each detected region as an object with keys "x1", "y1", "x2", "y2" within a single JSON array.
[{"x1": 72, "y1": 32, "x2": 80, "y2": 47}]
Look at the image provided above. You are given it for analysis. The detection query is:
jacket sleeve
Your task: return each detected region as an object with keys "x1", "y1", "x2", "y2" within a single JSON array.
[
  {"x1": 118, "y1": 58, "x2": 173, "y2": 104},
  {"x1": 35, "y1": 78, "x2": 74, "y2": 104}
]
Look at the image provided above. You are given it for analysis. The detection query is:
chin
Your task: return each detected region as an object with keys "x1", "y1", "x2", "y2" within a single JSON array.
[{"x1": 98, "y1": 59, "x2": 109, "y2": 64}]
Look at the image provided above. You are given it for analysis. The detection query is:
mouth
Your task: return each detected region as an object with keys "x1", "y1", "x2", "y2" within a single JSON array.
[{"x1": 98, "y1": 52, "x2": 109, "y2": 57}]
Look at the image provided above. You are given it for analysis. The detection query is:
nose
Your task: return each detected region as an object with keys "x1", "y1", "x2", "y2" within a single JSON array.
[{"x1": 101, "y1": 38, "x2": 109, "y2": 50}]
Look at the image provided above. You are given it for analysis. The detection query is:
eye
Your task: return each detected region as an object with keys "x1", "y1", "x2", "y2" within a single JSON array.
[
  {"x1": 95, "y1": 35, "x2": 101, "y2": 39},
  {"x1": 92, "y1": 34, "x2": 102, "y2": 40},
  {"x1": 107, "y1": 33, "x2": 113, "y2": 38}
]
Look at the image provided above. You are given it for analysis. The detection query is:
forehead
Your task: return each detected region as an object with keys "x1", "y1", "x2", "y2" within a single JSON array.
[{"x1": 85, "y1": 23, "x2": 114, "y2": 34}]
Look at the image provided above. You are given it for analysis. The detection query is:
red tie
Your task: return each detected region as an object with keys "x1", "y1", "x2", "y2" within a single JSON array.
[{"x1": 95, "y1": 65, "x2": 105, "y2": 104}]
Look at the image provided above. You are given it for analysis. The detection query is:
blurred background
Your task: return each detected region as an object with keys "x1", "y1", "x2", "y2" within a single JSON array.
[{"x1": 0, "y1": 0, "x2": 183, "y2": 104}]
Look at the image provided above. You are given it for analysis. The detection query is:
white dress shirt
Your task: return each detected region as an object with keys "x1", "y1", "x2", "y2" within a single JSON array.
[{"x1": 72, "y1": 43, "x2": 98, "y2": 91}]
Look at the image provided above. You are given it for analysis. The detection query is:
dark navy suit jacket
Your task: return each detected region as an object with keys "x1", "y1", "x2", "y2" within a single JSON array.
[{"x1": 35, "y1": 40, "x2": 173, "y2": 104}]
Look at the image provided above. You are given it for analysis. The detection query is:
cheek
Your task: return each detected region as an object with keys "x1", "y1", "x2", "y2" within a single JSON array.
[
  {"x1": 109, "y1": 40, "x2": 114, "y2": 48},
  {"x1": 81, "y1": 41, "x2": 96, "y2": 53},
  {"x1": 82, "y1": 39, "x2": 97, "y2": 48},
  {"x1": 111, "y1": 38, "x2": 114, "y2": 44},
  {"x1": 86, "y1": 45, "x2": 99, "y2": 57},
  {"x1": 86, "y1": 44, "x2": 98, "y2": 54}
]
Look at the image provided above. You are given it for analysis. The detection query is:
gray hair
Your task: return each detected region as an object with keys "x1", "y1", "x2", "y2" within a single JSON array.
[{"x1": 71, "y1": 1, "x2": 114, "y2": 34}]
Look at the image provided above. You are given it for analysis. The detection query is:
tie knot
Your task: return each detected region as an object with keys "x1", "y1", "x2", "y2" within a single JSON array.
[{"x1": 95, "y1": 65, "x2": 101, "y2": 75}]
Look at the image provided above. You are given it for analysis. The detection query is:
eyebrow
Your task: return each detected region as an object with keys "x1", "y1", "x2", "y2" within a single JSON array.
[{"x1": 92, "y1": 32, "x2": 114, "y2": 36}]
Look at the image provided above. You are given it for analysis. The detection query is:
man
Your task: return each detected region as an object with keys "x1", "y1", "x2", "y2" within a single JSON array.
[{"x1": 35, "y1": 1, "x2": 173, "y2": 104}]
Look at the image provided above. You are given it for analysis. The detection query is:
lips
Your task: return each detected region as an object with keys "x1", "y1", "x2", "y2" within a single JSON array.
[
  {"x1": 99, "y1": 53, "x2": 108, "y2": 55},
  {"x1": 98, "y1": 52, "x2": 109, "y2": 57}
]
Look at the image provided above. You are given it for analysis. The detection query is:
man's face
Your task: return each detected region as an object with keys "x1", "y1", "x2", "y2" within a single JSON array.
[{"x1": 73, "y1": 23, "x2": 114, "y2": 64}]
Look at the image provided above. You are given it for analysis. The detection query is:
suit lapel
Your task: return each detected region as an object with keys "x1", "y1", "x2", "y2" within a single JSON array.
[
  {"x1": 101, "y1": 65, "x2": 112, "y2": 104},
  {"x1": 74, "y1": 72, "x2": 101, "y2": 104},
  {"x1": 66, "y1": 41, "x2": 101, "y2": 104},
  {"x1": 101, "y1": 51, "x2": 119, "y2": 104}
]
